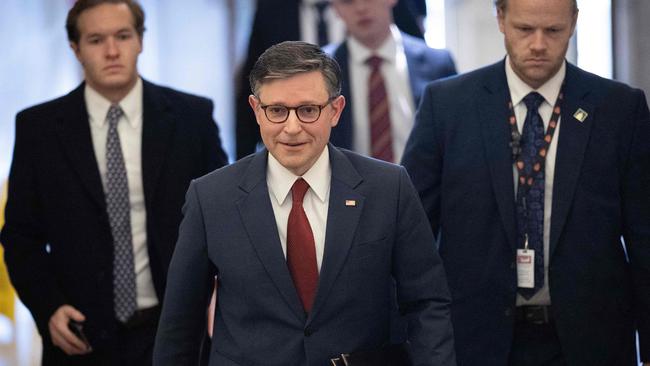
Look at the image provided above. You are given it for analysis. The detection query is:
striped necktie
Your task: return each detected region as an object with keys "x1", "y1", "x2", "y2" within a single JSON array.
[{"x1": 367, "y1": 55, "x2": 393, "y2": 162}]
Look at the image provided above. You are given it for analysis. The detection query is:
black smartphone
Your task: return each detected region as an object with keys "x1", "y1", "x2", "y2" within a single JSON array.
[{"x1": 68, "y1": 320, "x2": 91, "y2": 349}]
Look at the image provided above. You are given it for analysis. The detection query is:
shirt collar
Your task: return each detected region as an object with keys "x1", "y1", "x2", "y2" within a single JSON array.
[
  {"x1": 267, "y1": 147, "x2": 331, "y2": 206},
  {"x1": 505, "y1": 56, "x2": 566, "y2": 107},
  {"x1": 85, "y1": 77, "x2": 143, "y2": 128},
  {"x1": 348, "y1": 24, "x2": 401, "y2": 66}
]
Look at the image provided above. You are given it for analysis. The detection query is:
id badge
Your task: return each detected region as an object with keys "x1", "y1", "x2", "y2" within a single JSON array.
[{"x1": 516, "y1": 249, "x2": 535, "y2": 288}]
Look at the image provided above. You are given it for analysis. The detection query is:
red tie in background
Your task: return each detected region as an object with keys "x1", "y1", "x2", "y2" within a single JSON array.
[
  {"x1": 286, "y1": 178, "x2": 318, "y2": 312},
  {"x1": 366, "y1": 55, "x2": 393, "y2": 162}
]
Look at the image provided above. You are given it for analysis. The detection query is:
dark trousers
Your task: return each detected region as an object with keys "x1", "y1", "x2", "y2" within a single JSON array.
[
  {"x1": 508, "y1": 307, "x2": 566, "y2": 366},
  {"x1": 43, "y1": 306, "x2": 160, "y2": 366}
]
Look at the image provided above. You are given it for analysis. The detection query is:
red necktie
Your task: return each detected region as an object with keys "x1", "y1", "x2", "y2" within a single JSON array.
[
  {"x1": 367, "y1": 55, "x2": 393, "y2": 162},
  {"x1": 286, "y1": 178, "x2": 318, "y2": 312}
]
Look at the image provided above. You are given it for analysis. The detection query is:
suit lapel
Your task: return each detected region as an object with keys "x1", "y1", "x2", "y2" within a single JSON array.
[
  {"x1": 236, "y1": 151, "x2": 307, "y2": 322},
  {"x1": 141, "y1": 80, "x2": 176, "y2": 205},
  {"x1": 479, "y1": 61, "x2": 518, "y2": 251},
  {"x1": 330, "y1": 42, "x2": 354, "y2": 150},
  {"x1": 549, "y1": 64, "x2": 594, "y2": 258},
  {"x1": 403, "y1": 34, "x2": 425, "y2": 107},
  {"x1": 308, "y1": 145, "x2": 364, "y2": 323},
  {"x1": 55, "y1": 84, "x2": 106, "y2": 210}
]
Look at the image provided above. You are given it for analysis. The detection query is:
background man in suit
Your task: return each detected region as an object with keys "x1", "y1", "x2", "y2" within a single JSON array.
[
  {"x1": 234, "y1": 0, "x2": 428, "y2": 159},
  {"x1": 402, "y1": 0, "x2": 650, "y2": 365},
  {"x1": 327, "y1": 0, "x2": 456, "y2": 163},
  {"x1": 0, "y1": 0, "x2": 227, "y2": 364},
  {"x1": 154, "y1": 41, "x2": 455, "y2": 366}
]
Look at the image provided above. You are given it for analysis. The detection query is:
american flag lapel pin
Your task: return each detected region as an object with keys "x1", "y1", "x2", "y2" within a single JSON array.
[{"x1": 345, "y1": 199, "x2": 356, "y2": 207}]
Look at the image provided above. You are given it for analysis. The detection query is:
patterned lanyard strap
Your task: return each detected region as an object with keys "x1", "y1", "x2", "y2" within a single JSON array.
[{"x1": 508, "y1": 84, "x2": 565, "y2": 191}]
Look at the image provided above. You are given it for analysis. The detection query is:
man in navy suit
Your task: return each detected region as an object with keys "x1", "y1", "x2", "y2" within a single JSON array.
[
  {"x1": 154, "y1": 41, "x2": 455, "y2": 366},
  {"x1": 402, "y1": 0, "x2": 650, "y2": 365},
  {"x1": 1, "y1": 1, "x2": 227, "y2": 364},
  {"x1": 326, "y1": 0, "x2": 456, "y2": 163}
]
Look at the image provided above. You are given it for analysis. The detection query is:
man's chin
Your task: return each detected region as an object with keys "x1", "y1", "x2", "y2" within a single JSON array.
[
  {"x1": 97, "y1": 76, "x2": 136, "y2": 91},
  {"x1": 522, "y1": 69, "x2": 554, "y2": 89}
]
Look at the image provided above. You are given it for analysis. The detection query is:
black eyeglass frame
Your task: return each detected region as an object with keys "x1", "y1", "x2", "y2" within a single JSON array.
[{"x1": 257, "y1": 96, "x2": 339, "y2": 124}]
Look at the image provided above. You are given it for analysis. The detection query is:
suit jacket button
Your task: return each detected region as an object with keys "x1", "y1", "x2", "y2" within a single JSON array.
[
  {"x1": 504, "y1": 308, "x2": 512, "y2": 317},
  {"x1": 510, "y1": 262, "x2": 516, "y2": 269},
  {"x1": 304, "y1": 327, "x2": 314, "y2": 337}
]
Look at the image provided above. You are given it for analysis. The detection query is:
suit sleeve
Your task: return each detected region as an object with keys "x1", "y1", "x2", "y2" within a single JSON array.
[
  {"x1": 153, "y1": 181, "x2": 214, "y2": 365},
  {"x1": 393, "y1": 167, "x2": 456, "y2": 366},
  {"x1": 199, "y1": 99, "x2": 228, "y2": 171},
  {"x1": 621, "y1": 90, "x2": 650, "y2": 362},
  {"x1": 401, "y1": 83, "x2": 444, "y2": 236},
  {"x1": 0, "y1": 113, "x2": 66, "y2": 336},
  {"x1": 443, "y1": 51, "x2": 457, "y2": 77}
]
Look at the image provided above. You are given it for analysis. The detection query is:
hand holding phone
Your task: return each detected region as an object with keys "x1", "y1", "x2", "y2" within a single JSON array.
[
  {"x1": 68, "y1": 320, "x2": 92, "y2": 351},
  {"x1": 49, "y1": 305, "x2": 91, "y2": 355}
]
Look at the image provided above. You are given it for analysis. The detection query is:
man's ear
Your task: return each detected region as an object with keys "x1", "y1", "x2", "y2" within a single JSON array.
[
  {"x1": 497, "y1": 9, "x2": 506, "y2": 34},
  {"x1": 249, "y1": 94, "x2": 262, "y2": 126},
  {"x1": 70, "y1": 42, "x2": 82, "y2": 62},
  {"x1": 329, "y1": 95, "x2": 346, "y2": 128}
]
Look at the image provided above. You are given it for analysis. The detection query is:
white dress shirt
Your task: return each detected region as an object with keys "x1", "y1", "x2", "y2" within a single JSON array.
[
  {"x1": 347, "y1": 25, "x2": 415, "y2": 163},
  {"x1": 85, "y1": 78, "x2": 159, "y2": 309},
  {"x1": 299, "y1": 0, "x2": 345, "y2": 45},
  {"x1": 267, "y1": 148, "x2": 331, "y2": 271},
  {"x1": 505, "y1": 57, "x2": 566, "y2": 307}
]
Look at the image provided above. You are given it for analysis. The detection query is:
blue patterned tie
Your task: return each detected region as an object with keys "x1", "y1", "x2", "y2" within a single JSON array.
[
  {"x1": 517, "y1": 92, "x2": 545, "y2": 299},
  {"x1": 105, "y1": 105, "x2": 137, "y2": 322}
]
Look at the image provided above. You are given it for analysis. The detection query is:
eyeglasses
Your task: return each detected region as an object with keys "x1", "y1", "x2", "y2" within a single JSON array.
[{"x1": 258, "y1": 96, "x2": 337, "y2": 123}]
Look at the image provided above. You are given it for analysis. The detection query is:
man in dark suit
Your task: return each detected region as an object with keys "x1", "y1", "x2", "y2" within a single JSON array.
[
  {"x1": 0, "y1": 1, "x2": 227, "y2": 364},
  {"x1": 154, "y1": 41, "x2": 455, "y2": 366},
  {"x1": 326, "y1": 0, "x2": 456, "y2": 163},
  {"x1": 235, "y1": 0, "x2": 428, "y2": 159},
  {"x1": 402, "y1": 0, "x2": 650, "y2": 365}
]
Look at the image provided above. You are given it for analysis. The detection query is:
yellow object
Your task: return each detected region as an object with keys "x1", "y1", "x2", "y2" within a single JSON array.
[{"x1": 0, "y1": 180, "x2": 16, "y2": 321}]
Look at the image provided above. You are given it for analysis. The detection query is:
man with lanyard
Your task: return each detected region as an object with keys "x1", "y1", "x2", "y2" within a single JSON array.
[{"x1": 402, "y1": 0, "x2": 650, "y2": 364}]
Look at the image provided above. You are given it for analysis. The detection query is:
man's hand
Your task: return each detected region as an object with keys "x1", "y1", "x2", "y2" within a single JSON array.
[{"x1": 48, "y1": 305, "x2": 92, "y2": 355}]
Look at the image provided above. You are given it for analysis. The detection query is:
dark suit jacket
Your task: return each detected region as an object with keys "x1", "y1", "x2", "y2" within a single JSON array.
[
  {"x1": 153, "y1": 145, "x2": 456, "y2": 365},
  {"x1": 235, "y1": 0, "x2": 427, "y2": 159},
  {"x1": 326, "y1": 33, "x2": 457, "y2": 152},
  {"x1": 401, "y1": 60, "x2": 650, "y2": 365},
  {"x1": 0, "y1": 80, "x2": 228, "y2": 364}
]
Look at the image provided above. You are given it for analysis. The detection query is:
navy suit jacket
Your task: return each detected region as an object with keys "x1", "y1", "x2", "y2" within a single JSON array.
[
  {"x1": 153, "y1": 145, "x2": 456, "y2": 365},
  {"x1": 1, "y1": 80, "x2": 228, "y2": 364},
  {"x1": 326, "y1": 33, "x2": 456, "y2": 152},
  {"x1": 402, "y1": 60, "x2": 650, "y2": 365}
]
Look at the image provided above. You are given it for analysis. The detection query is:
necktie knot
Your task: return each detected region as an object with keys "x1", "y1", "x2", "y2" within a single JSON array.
[
  {"x1": 366, "y1": 55, "x2": 383, "y2": 71},
  {"x1": 523, "y1": 92, "x2": 544, "y2": 112},
  {"x1": 291, "y1": 178, "x2": 310, "y2": 204},
  {"x1": 106, "y1": 105, "x2": 124, "y2": 128}
]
